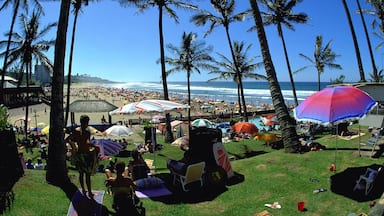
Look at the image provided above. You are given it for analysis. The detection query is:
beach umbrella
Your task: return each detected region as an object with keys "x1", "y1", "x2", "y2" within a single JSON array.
[
  {"x1": 109, "y1": 99, "x2": 189, "y2": 115},
  {"x1": 104, "y1": 125, "x2": 133, "y2": 136},
  {"x1": 293, "y1": 85, "x2": 377, "y2": 171},
  {"x1": 75, "y1": 126, "x2": 101, "y2": 135},
  {"x1": 232, "y1": 122, "x2": 259, "y2": 135},
  {"x1": 293, "y1": 86, "x2": 376, "y2": 125},
  {"x1": 260, "y1": 114, "x2": 279, "y2": 126},
  {"x1": 191, "y1": 118, "x2": 215, "y2": 128},
  {"x1": 254, "y1": 133, "x2": 281, "y2": 142},
  {"x1": 91, "y1": 139, "x2": 124, "y2": 156},
  {"x1": 41, "y1": 125, "x2": 50, "y2": 135}
]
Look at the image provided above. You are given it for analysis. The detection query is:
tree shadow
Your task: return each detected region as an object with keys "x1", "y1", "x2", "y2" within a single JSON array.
[{"x1": 330, "y1": 164, "x2": 384, "y2": 202}]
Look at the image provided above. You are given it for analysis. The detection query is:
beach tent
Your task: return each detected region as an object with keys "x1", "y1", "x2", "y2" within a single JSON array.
[{"x1": 68, "y1": 100, "x2": 117, "y2": 125}]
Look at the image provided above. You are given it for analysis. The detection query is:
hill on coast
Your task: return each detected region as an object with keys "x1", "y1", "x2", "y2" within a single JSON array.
[{"x1": 68, "y1": 74, "x2": 117, "y2": 84}]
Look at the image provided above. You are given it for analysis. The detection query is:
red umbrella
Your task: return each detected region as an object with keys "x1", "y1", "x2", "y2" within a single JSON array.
[{"x1": 232, "y1": 122, "x2": 258, "y2": 135}]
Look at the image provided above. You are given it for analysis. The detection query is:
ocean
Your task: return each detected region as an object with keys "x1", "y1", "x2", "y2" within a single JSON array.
[{"x1": 105, "y1": 81, "x2": 329, "y2": 107}]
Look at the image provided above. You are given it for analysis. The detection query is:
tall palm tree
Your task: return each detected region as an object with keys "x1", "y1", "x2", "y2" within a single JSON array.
[
  {"x1": 0, "y1": 0, "x2": 43, "y2": 104},
  {"x1": 191, "y1": 0, "x2": 251, "y2": 121},
  {"x1": 357, "y1": 0, "x2": 379, "y2": 82},
  {"x1": 342, "y1": 0, "x2": 366, "y2": 82},
  {"x1": 208, "y1": 41, "x2": 266, "y2": 115},
  {"x1": 46, "y1": 0, "x2": 72, "y2": 186},
  {"x1": 367, "y1": 0, "x2": 384, "y2": 33},
  {"x1": 249, "y1": 0, "x2": 299, "y2": 153},
  {"x1": 296, "y1": 35, "x2": 342, "y2": 91},
  {"x1": 2, "y1": 11, "x2": 56, "y2": 139},
  {"x1": 257, "y1": 0, "x2": 308, "y2": 107},
  {"x1": 165, "y1": 32, "x2": 217, "y2": 128},
  {"x1": 118, "y1": 0, "x2": 197, "y2": 143},
  {"x1": 65, "y1": 0, "x2": 86, "y2": 127}
]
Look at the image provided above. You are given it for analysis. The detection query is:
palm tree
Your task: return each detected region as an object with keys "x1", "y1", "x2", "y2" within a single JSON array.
[
  {"x1": 342, "y1": 0, "x2": 366, "y2": 82},
  {"x1": 357, "y1": 0, "x2": 379, "y2": 82},
  {"x1": 0, "y1": 0, "x2": 43, "y2": 104},
  {"x1": 1, "y1": 11, "x2": 56, "y2": 139},
  {"x1": 249, "y1": 0, "x2": 299, "y2": 153},
  {"x1": 208, "y1": 41, "x2": 266, "y2": 115},
  {"x1": 118, "y1": 0, "x2": 197, "y2": 143},
  {"x1": 257, "y1": 0, "x2": 308, "y2": 107},
  {"x1": 165, "y1": 32, "x2": 217, "y2": 128},
  {"x1": 296, "y1": 35, "x2": 342, "y2": 91},
  {"x1": 367, "y1": 0, "x2": 384, "y2": 33},
  {"x1": 191, "y1": 0, "x2": 251, "y2": 121},
  {"x1": 65, "y1": 0, "x2": 86, "y2": 127},
  {"x1": 46, "y1": 0, "x2": 72, "y2": 186}
]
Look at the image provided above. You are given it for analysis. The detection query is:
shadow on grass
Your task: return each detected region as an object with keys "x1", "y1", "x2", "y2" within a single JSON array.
[
  {"x1": 330, "y1": 164, "x2": 384, "y2": 202},
  {"x1": 149, "y1": 172, "x2": 244, "y2": 204},
  {"x1": 227, "y1": 144, "x2": 269, "y2": 160},
  {"x1": 55, "y1": 181, "x2": 111, "y2": 216}
]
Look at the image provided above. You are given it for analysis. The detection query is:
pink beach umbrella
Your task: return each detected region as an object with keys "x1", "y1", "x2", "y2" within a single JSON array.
[
  {"x1": 293, "y1": 86, "x2": 377, "y2": 125},
  {"x1": 293, "y1": 85, "x2": 377, "y2": 171}
]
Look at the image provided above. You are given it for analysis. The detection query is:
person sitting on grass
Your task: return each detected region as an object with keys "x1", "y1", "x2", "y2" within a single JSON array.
[
  {"x1": 105, "y1": 161, "x2": 138, "y2": 211},
  {"x1": 128, "y1": 150, "x2": 150, "y2": 181}
]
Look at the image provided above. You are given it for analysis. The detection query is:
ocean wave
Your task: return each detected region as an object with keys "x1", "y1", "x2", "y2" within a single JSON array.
[{"x1": 106, "y1": 81, "x2": 318, "y2": 104}]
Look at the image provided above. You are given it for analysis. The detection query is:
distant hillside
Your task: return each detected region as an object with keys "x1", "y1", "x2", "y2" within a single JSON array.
[{"x1": 67, "y1": 74, "x2": 117, "y2": 84}]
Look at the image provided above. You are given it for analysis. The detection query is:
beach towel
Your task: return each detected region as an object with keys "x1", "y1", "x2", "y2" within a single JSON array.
[
  {"x1": 135, "y1": 185, "x2": 172, "y2": 198},
  {"x1": 67, "y1": 190, "x2": 104, "y2": 216}
]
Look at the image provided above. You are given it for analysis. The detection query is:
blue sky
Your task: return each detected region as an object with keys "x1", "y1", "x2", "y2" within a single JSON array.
[{"x1": 0, "y1": 0, "x2": 383, "y2": 83}]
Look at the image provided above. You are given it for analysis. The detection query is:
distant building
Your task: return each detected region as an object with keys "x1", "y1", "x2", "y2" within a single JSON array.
[{"x1": 34, "y1": 64, "x2": 51, "y2": 85}]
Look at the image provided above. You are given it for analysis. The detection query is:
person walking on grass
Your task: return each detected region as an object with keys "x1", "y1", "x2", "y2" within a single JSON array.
[{"x1": 65, "y1": 115, "x2": 97, "y2": 199}]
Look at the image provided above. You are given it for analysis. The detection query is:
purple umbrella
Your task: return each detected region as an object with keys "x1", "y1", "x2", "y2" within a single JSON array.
[{"x1": 91, "y1": 139, "x2": 124, "y2": 156}]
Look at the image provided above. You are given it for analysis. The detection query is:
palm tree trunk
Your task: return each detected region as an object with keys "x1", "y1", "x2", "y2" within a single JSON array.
[
  {"x1": 1, "y1": 0, "x2": 20, "y2": 104},
  {"x1": 278, "y1": 24, "x2": 298, "y2": 106},
  {"x1": 158, "y1": 4, "x2": 174, "y2": 143},
  {"x1": 46, "y1": 0, "x2": 71, "y2": 186},
  {"x1": 65, "y1": 8, "x2": 80, "y2": 126},
  {"x1": 317, "y1": 70, "x2": 321, "y2": 91},
  {"x1": 187, "y1": 71, "x2": 191, "y2": 136},
  {"x1": 224, "y1": 26, "x2": 248, "y2": 121},
  {"x1": 249, "y1": 0, "x2": 299, "y2": 153},
  {"x1": 357, "y1": 0, "x2": 378, "y2": 82},
  {"x1": 236, "y1": 83, "x2": 242, "y2": 114},
  {"x1": 24, "y1": 63, "x2": 29, "y2": 140},
  {"x1": 342, "y1": 0, "x2": 366, "y2": 82}
]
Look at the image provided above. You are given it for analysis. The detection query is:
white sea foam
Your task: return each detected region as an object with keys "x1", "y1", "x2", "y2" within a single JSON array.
[{"x1": 105, "y1": 81, "x2": 318, "y2": 104}]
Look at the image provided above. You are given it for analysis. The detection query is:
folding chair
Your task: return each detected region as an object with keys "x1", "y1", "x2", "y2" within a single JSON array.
[
  {"x1": 353, "y1": 167, "x2": 381, "y2": 195},
  {"x1": 171, "y1": 161, "x2": 205, "y2": 192},
  {"x1": 361, "y1": 129, "x2": 383, "y2": 157}
]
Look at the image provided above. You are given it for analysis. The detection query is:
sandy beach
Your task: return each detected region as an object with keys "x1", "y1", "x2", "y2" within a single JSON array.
[{"x1": 8, "y1": 82, "x2": 256, "y2": 143}]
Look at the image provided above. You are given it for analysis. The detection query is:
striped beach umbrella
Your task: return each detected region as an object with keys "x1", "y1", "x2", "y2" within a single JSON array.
[{"x1": 191, "y1": 118, "x2": 215, "y2": 128}]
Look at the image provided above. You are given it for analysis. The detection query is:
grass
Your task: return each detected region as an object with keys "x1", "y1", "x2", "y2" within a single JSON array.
[{"x1": 3, "y1": 125, "x2": 383, "y2": 216}]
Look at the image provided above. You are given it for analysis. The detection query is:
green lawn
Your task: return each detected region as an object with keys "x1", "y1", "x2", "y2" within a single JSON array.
[{"x1": 3, "y1": 125, "x2": 383, "y2": 216}]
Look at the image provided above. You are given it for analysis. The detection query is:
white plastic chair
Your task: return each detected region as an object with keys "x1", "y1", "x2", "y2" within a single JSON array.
[
  {"x1": 171, "y1": 161, "x2": 205, "y2": 192},
  {"x1": 353, "y1": 167, "x2": 381, "y2": 195}
]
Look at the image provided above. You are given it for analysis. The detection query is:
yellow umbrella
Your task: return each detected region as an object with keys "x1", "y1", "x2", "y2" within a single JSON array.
[
  {"x1": 254, "y1": 133, "x2": 281, "y2": 142},
  {"x1": 41, "y1": 125, "x2": 50, "y2": 135},
  {"x1": 74, "y1": 126, "x2": 101, "y2": 135}
]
